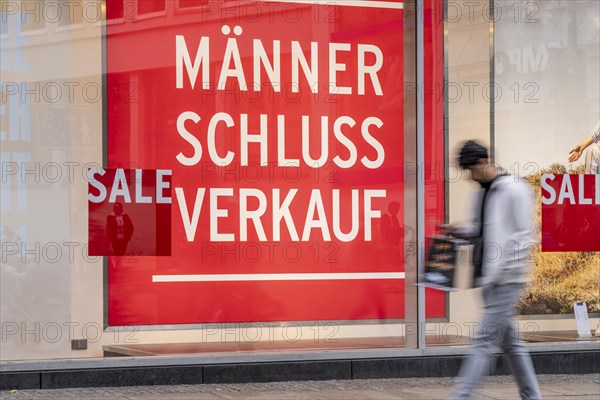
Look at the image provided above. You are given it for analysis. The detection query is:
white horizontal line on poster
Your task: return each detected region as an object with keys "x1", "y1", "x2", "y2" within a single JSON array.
[
  {"x1": 152, "y1": 272, "x2": 405, "y2": 282},
  {"x1": 259, "y1": 0, "x2": 404, "y2": 10}
]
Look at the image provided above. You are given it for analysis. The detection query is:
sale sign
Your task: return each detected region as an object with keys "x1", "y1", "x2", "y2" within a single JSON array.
[
  {"x1": 88, "y1": 168, "x2": 172, "y2": 257},
  {"x1": 541, "y1": 174, "x2": 600, "y2": 252},
  {"x1": 100, "y1": 0, "x2": 445, "y2": 326}
]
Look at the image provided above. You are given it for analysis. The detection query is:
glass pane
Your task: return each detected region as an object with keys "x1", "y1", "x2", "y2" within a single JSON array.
[
  {"x1": 58, "y1": 0, "x2": 84, "y2": 26},
  {"x1": 20, "y1": 0, "x2": 46, "y2": 32},
  {"x1": 178, "y1": 0, "x2": 208, "y2": 9},
  {"x1": 107, "y1": 0, "x2": 124, "y2": 20},
  {"x1": 1, "y1": 0, "x2": 11, "y2": 35},
  {"x1": 104, "y1": 1, "x2": 408, "y2": 327},
  {"x1": 495, "y1": 0, "x2": 600, "y2": 321},
  {"x1": 436, "y1": 0, "x2": 492, "y2": 346},
  {"x1": 1, "y1": 0, "x2": 427, "y2": 362},
  {"x1": 137, "y1": 0, "x2": 165, "y2": 15}
]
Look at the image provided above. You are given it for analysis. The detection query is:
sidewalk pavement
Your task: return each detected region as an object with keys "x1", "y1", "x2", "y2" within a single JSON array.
[{"x1": 1, "y1": 374, "x2": 598, "y2": 400}]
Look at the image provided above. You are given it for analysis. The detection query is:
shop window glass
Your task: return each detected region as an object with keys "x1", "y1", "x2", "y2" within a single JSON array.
[
  {"x1": 21, "y1": 0, "x2": 46, "y2": 32},
  {"x1": 0, "y1": 0, "x2": 9, "y2": 35},
  {"x1": 178, "y1": 0, "x2": 208, "y2": 9},
  {"x1": 58, "y1": 0, "x2": 84, "y2": 26},
  {"x1": 107, "y1": 0, "x2": 124, "y2": 20},
  {"x1": 495, "y1": 0, "x2": 600, "y2": 316},
  {"x1": 137, "y1": 0, "x2": 165, "y2": 15}
]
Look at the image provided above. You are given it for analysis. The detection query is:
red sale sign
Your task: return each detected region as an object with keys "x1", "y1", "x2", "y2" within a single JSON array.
[
  {"x1": 101, "y1": 0, "x2": 445, "y2": 326},
  {"x1": 88, "y1": 168, "x2": 172, "y2": 257},
  {"x1": 541, "y1": 174, "x2": 600, "y2": 252}
]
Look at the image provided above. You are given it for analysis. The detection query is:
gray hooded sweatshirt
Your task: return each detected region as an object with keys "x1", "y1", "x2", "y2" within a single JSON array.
[{"x1": 455, "y1": 173, "x2": 537, "y2": 288}]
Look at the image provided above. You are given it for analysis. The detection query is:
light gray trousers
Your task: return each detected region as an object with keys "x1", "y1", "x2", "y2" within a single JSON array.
[{"x1": 450, "y1": 283, "x2": 542, "y2": 400}]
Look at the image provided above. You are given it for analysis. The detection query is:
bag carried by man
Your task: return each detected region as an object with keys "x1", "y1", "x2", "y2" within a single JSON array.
[{"x1": 420, "y1": 236, "x2": 466, "y2": 291}]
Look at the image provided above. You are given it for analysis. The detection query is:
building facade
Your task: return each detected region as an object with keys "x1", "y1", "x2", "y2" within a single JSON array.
[{"x1": 1, "y1": 0, "x2": 599, "y2": 370}]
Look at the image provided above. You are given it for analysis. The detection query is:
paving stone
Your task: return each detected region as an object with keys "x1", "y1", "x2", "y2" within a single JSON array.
[
  {"x1": 126, "y1": 393, "x2": 224, "y2": 400},
  {"x1": 0, "y1": 374, "x2": 598, "y2": 400},
  {"x1": 477, "y1": 383, "x2": 559, "y2": 399},
  {"x1": 541, "y1": 397, "x2": 600, "y2": 400},
  {"x1": 308, "y1": 389, "x2": 403, "y2": 399},
  {"x1": 384, "y1": 387, "x2": 496, "y2": 400},
  {"x1": 541, "y1": 382, "x2": 600, "y2": 396},
  {"x1": 212, "y1": 390, "x2": 319, "y2": 400}
]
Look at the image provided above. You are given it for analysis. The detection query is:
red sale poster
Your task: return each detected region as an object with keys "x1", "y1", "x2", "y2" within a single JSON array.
[
  {"x1": 541, "y1": 174, "x2": 600, "y2": 252},
  {"x1": 100, "y1": 0, "x2": 445, "y2": 326}
]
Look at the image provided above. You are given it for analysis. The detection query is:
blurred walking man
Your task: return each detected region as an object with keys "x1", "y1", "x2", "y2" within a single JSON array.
[{"x1": 444, "y1": 141, "x2": 542, "y2": 400}]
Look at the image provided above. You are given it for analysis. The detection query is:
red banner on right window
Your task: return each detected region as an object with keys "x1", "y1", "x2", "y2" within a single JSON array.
[{"x1": 541, "y1": 174, "x2": 600, "y2": 252}]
